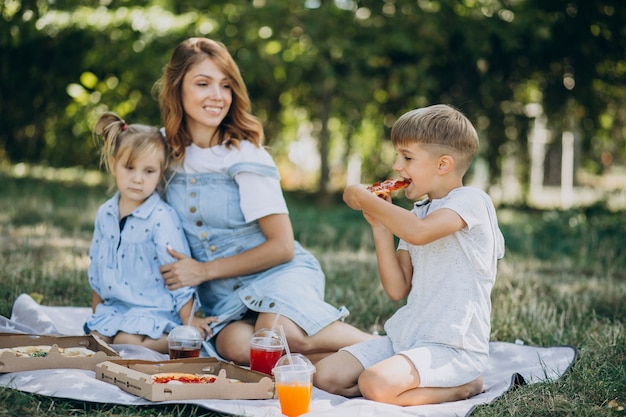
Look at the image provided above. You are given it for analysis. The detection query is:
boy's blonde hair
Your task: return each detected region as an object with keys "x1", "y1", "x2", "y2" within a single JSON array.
[{"x1": 391, "y1": 104, "x2": 478, "y2": 175}]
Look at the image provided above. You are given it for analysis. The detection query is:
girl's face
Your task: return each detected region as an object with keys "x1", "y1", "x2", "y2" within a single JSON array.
[
  {"x1": 181, "y1": 56, "x2": 233, "y2": 147},
  {"x1": 111, "y1": 147, "x2": 163, "y2": 213},
  {"x1": 392, "y1": 142, "x2": 441, "y2": 200}
]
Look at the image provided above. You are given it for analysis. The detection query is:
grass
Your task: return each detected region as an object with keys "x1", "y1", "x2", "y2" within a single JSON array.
[{"x1": 0, "y1": 166, "x2": 625, "y2": 416}]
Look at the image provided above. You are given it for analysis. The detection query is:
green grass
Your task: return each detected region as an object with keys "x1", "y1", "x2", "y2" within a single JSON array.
[{"x1": 0, "y1": 167, "x2": 625, "y2": 416}]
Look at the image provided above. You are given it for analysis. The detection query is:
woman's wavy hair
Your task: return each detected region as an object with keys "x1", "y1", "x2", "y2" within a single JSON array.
[{"x1": 154, "y1": 37, "x2": 264, "y2": 162}]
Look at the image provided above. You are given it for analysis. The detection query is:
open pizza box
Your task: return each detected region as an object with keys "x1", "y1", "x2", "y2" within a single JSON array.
[
  {"x1": 0, "y1": 333, "x2": 119, "y2": 373},
  {"x1": 95, "y1": 357, "x2": 276, "y2": 401}
]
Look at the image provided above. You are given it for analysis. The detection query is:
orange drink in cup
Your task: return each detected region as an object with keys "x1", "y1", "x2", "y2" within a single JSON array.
[{"x1": 273, "y1": 353, "x2": 316, "y2": 417}]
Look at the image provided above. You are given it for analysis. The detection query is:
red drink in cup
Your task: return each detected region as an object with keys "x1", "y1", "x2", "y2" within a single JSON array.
[{"x1": 248, "y1": 328, "x2": 284, "y2": 375}]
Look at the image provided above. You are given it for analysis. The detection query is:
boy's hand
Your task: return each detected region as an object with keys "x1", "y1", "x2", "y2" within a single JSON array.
[{"x1": 343, "y1": 184, "x2": 370, "y2": 210}]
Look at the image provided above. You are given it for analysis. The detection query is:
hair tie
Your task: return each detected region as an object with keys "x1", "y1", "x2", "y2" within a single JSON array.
[{"x1": 121, "y1": 123, "x2": 128, "y2": 131}]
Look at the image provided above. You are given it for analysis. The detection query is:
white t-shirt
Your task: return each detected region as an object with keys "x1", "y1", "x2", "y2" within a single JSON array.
[
  {"x1": 179, "y1": 141, "x2": 288, "y2": 222},
  {"x1": 388, "y1": 187, "x2": 505, "y2": 355}
]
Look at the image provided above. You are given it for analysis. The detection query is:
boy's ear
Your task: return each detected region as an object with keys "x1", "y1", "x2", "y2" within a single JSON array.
[{"x1": 437, "y1": 155, "x2": 455, "y2": 174}]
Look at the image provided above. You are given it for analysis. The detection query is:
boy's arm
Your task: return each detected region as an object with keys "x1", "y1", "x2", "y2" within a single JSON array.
[
  {"x1": 369, "y1": 221, "x2": 413, "y2": 300},
  {"x1": 344, "y1": 185, "x2": 466, "y2": 245}
]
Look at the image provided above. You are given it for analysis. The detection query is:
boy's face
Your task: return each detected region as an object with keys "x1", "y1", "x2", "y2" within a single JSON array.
[{"x1": 392, "y1": 142, "x2": 440, "y2": 200}]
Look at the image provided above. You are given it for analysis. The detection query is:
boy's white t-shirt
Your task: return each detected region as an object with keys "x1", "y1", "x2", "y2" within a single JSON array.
[
  {"x1": 179, "y1": 140, "x2": 288, "y2": 222},
  {"x1": 389, "y1": 186, "x2": 505, "y2": 356}
]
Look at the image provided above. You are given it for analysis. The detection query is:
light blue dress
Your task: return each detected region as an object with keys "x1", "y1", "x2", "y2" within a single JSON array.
[
  {"x1": 85, "y1": 192, "x2": 196, "y2": 339},
  {"x1": 165, "y1": 158, "x2": 348, "y2": 337}
]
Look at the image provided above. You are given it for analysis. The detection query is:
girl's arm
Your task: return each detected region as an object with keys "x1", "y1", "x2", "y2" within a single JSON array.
[
  {"x1": 161, "y1": 213, "x2": 294, "y2": 288},
  {"x1": 91, "y1": 291, "x2": 103, "y2": 313}
]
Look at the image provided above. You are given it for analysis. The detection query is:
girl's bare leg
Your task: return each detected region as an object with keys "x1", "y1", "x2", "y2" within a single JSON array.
[{"x1": 113, "y1": 332, "x2": 169, "y2": 354}]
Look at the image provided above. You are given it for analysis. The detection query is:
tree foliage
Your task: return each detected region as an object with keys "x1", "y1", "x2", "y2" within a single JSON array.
[{"x1": 1, "y1": 0, "x2": 624, "y2": 197}]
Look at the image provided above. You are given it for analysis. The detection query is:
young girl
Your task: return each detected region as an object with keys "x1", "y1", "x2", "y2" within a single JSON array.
[
  {"x1": 155, "y1": 37, "x2": 375, "y2": 364},
  {"x1": 85, "y1": 112, "x2": 217, "y2": 353}
]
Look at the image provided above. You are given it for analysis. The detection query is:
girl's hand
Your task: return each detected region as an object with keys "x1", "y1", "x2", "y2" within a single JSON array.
[
  {"x1": 189, "y1": 315, "x2": 219, "y2": 339},
  {"x1": 160, "y1": 247, "x2": 209, "y2": 288}
]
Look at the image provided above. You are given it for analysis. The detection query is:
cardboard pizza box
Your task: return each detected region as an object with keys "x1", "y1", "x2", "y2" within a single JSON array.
[
  {"x1": 0, "y1": 333, "x2": 119, "y2": 372},
  {"x1": 95, "y1": 357, "x2": 276, "y2": 401}
]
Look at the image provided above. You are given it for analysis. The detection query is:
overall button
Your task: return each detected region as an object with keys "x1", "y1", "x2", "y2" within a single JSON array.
[
  {"x1": 209, "y1": 245, "x2": 217, "y2": 252},
  {"x1": 189, "y1": 177, "x2": 197, "y2": 184},
  {"x1": 196, "y1": 221, "x2": 202, "y2": 227},
  {"x1": 189, "y1": 207, "x2": 196, "y2": 213},
  {"x1": 233, "y1": 284, "x2": 240, "y2": 290},
  {"x1": 200, "y1": 232, "x2": 207, "y2": 239},
  {"x1": 190, "y1": 192, "x2": 197, "y2": 198}
]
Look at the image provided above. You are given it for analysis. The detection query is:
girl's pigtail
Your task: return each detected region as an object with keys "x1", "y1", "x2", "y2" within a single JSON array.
[{"x1": 94, "y1": 112, "x2": 127, "y2": 172}]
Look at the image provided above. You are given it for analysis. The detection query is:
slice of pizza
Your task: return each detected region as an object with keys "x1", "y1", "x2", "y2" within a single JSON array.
[
  {"x1": 0, "y1": 345, "x2": 96, "y2": 358},
  {"x1": 366, "y1": 178, "x2": 411, "y2": 198},
  {"x1": 151, "y1": 372, "x2": 218, "y2": 384}
]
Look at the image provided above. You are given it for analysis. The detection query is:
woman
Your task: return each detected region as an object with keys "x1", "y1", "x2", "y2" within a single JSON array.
[{"x1": 156, "y1": 37, "x2": 373, "y2": 364}]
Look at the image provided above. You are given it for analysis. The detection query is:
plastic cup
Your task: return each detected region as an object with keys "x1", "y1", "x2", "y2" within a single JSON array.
[
  {"x1": 272, "y1": 354, "x2": 316, "y2": 417},
  {"x1": 249, "y1": 328, "x2": 284, "y2": 375},
  {"x1": 167, "y1": 325, "x2": 202, "y2": 359}
]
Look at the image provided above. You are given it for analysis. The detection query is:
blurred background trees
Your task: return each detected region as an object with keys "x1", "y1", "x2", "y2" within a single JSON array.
[{"x1": 1, "y1": 0, "x2": 624, "y2": 206}]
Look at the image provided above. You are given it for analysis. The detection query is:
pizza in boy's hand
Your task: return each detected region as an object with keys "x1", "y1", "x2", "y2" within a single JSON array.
[{"x1": 366, "y1": 178, "x2": 411, "y2": 198}]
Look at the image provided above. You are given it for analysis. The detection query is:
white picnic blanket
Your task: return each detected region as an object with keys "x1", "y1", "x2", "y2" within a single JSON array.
[{"x1": 0, "y1": 293, "x2": 578, "y2": 417}]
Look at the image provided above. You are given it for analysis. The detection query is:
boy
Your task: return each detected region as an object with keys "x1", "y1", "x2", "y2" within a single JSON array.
[{"x1": 313, "y1": 104, "x2": 505, "y2": 406}]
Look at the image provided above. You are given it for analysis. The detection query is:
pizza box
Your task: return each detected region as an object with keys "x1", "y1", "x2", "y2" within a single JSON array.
[
  {"x1": 95, "y1": 357, "x2": 276, "y2": 401},
  {"x1": 0, "y1": 333, "x2": 119, "y2": 372}
]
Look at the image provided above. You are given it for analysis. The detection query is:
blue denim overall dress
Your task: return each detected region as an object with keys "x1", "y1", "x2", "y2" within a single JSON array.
[{"x1": 165, "y1": 161, "x2": 348, "y2": 337}]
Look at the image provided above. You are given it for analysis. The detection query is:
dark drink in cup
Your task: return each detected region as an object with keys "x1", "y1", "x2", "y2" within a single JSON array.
[
  {"x1": 167, "y1": 325, "x2": 203, "y2": 360},
  {"x1": 169, "y1": 347, "x2": 201, "y2": 359}
]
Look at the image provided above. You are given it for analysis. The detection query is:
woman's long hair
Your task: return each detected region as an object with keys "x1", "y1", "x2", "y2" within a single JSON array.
[{"x1": 154, "y1": 37, "x2": 264, "y2": 162}]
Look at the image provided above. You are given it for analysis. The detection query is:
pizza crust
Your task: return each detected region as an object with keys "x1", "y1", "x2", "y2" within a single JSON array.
[{"x1": 0, "y1": 345, "x2": 96, "y2": 358}]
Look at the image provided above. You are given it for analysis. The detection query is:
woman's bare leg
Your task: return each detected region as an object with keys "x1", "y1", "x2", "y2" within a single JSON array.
[
  {"x1": 214, "y1": 318, "x2": 256, "y2": 365},
  {"x1": 256, "y1": 313, "x2": 376, "y2": 357},
  {"x1": 313, "y1": 351, "x2": 365, "y2": 397}
]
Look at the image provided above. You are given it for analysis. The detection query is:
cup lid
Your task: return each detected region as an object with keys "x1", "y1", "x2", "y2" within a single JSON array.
[
  {"x1": 273, "y1": 353, "x2": 316, "y2": 373},
  {"x1": 167, "y1": 325, "x2": 202, "y2": 341}
]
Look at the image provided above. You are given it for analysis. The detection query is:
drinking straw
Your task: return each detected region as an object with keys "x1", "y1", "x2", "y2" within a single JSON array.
[
  {"x1": 278, "y1": 325, "x2": 293, "y2": 365},
  {"x1": 187, "y1": 298, "x2": 196, "y2": 326},
  {"x1": 270, "y1": 308, "x2": 282, "y2": 332}
]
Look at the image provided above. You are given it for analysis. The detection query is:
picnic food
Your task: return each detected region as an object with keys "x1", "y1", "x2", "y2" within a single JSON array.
[
  {"x1": 152, "y1": 372, "x2": 217, "y2": 384},
  {"x1": 366, "y1": 178, "x2": 411, "y2": 198},
  {"x1": 151, "y1": 372, "x2": 241, "y2": 384},
  {"x1": 0, "y1": 345, "x2": 96, "y2": 358}
]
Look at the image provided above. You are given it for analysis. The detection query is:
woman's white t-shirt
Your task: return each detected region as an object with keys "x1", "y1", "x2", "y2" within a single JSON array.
[{"x1": 178, "y1": 141, "x2": 288, "y2": 223}]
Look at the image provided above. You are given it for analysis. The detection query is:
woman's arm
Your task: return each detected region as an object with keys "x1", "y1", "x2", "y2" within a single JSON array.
[{"x1": 160, "y1": 213, "x2": 295, "y2": 289}]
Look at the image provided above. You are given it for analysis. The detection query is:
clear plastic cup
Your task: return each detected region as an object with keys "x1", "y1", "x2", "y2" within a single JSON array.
[
  {"x1": 248, "y1": 328, "x2": 284, "y2": 375},
  {"x1": 272, "y1": 353, "x2": 316, "y2": 417},
  {"x1": 167, "y1": 325, "x2": 202, "y2": 359}
]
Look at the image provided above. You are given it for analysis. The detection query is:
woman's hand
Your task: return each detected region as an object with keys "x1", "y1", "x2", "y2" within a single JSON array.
[{"x1": 160, "y1": 247, "x2": 209, "y2": 289}]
